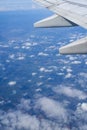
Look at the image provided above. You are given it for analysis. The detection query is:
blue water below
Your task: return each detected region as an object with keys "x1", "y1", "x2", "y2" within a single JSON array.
[{"x1": 0, "y1": 10, "x2": 87, "y2": 130}]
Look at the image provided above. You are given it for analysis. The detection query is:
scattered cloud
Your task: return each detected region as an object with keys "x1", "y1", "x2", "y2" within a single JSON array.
[
  {"x1": 36, "y1": 97, "x2": 68, "y2": 122},
  {"x1": 36, "y1": 82, "x2": 43, "y2": 86},
  {"x1": 17, "y1": 56, "x2": 25, "y2": 60},
  {"x1": 65, "y1": 73, "x2": 72, "y2": 78},
  {"x1": 75, "y1": 102, "x2": 87, "y2": 130},
  {"x1": 32, "y1": 72, "x2": 37, "y2": 76},
  {"x1": 0, "y1": 109, "x2": 70, "y2": 130},
  {"x1": 8, "y1": 81, "x2": 16, "y2": 86},
  {"x1": 71, "y1": 61, "x2": 81, "y2": 64},
  {"x1": 0, "y1": 110, "x2": 40, "y2": 130},
  {"x1": 39, "y1": 67, "x2": 53, "y2": 73},
  {"x1": 38, "y1": 52, "x2": 49, "y2": 57},
  {"x1": 17, "y1": 98, "x2": 31, "y2": 111},
  {"x1": 0, "y1": 9, "x2": 87, "y2": 130},
  {"x1": 0, "y1": 98, "x2": 69, "y2": 130},
  {"x1": 53, "y1": 86, "x2": 87, "y2": 100},
  {"x1": 0, "y1": 96, "x2": 87, "y2": 130},
  {"x1": 77, "y1": 102, "x2": 87, "y2": 112}
]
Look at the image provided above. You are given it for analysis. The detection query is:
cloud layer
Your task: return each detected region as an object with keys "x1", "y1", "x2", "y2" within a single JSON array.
[{"x1": 0, "y1": 0, "x2": 39, "y2": 11}]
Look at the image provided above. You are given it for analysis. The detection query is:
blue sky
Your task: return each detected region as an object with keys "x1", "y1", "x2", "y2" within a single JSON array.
[{"x1": 0, "y1": 0, "x2": 40, "y2": 11}]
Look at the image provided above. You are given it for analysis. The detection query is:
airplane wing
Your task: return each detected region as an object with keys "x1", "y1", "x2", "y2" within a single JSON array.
[{"x1": 34, "y1": 0, "x2": 87, "y2": 54}]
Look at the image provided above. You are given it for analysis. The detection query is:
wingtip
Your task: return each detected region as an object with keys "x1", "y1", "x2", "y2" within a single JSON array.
[
  {"x1": 59, "y1": 37, "x2": 87, "y2": 54},
  {"x1": 59, "y1": 47, "x2": 65, "y2": 54},
  {"x1": 34, "y1": 23, "x2": 38, "y2": 28},
  {"x1": 59, "y1": 46, "x2": 69, "y2": 54}
]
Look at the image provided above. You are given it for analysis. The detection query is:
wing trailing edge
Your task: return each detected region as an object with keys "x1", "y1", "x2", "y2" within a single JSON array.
[
  {"x1": 59, "y1": 37, "x2": 87, "y2": 54},
  {"x1": 34, "y1": 0, "x2": 87, "y2": 54},
  {"x1": 34, "y1": 15, "x2": 77, "y2": 28}
]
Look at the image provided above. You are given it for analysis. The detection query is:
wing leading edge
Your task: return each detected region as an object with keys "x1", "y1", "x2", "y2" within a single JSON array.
[{"x1": 34, "y1": 0, "x2": 87, "y2": 54}]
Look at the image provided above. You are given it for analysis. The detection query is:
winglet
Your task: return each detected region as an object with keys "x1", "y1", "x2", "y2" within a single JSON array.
[{"x1": 59, "y1": 37, "x2": 87, "y2": 54}]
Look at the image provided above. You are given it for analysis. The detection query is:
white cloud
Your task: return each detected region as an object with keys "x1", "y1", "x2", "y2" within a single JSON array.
[
  {"x1": 40, "y1": 67, "x2": 46, "y2": 72},
  {"x1": 32, "y1": 72, "x2": 37, "y2": 76},
  {"x1": 38, "y1": 52, "x2": 49, "y2": 56},
  {"x1": 24, "y1": 42, "x2": 32, "y2": 46},
  {"x1": 36, "y1": 88, "x2": 42, "y2": 92},
  {"x1": 1, "y1": 97, "x2": 87, "y2": 130},
  {"x1": 9, "y1": 54, "x2": 15, "y2": 59},
  {"x1": 0, "y1": 97, "x2": 69, "y2": 130},
  {"x1": 57, "y1": 72, "x2": 64, "y2": 76},
  {"x1": 39, "y1": 67, "x2": 53, "y2": 73},
  {"x1": 0, "y1": 110, "x2": 40, "y2": 130},
  {"x1": 17, "y1": 98, "x2": 31, "y2": 111},
  {"x1": 53, "y1": 86, "x2": 87, "y2": 100},
  {"x1": 36, "y1": 82, "x2": 43, "y2": 86},
  {"x1": 77, "y1": 72, "x2": 87, "y2": 88},
  {"x1": 0, "y1": 98, "x2": 69, "y2": 130},
  {"x1": 48, "y1": 66, "x2": 58, "y2": 71},
  {"x1": 77, "y1": 102, "x2": 87, "y2": 112},
  {"x1": 36, "y1": 97, "x2": 67, "y2": 122},
  {"x1": 71, "y1": 61, "x2": 81, "y2": 64},
  {"x1": 29, "y1": 55, "x2": 35, "y2": 58},
  {"x1": 75, "y1": 102, "x2": 87, "y2": 130},
  {"x1": 65, "y1": 73, "x2": 72, "y2": 78},
  {"x1": 0, "y1": 109, "x2": 70, "y2": 130},
  {"x1": 79, "y1": 72, "x2": 87, "y2": 78},
  {"x1": 68, "y1": 56, "x2": 77, "y2": 61},
  {"x1": 17, "y1": 56, "x2": 25, "y2": 60},
  {"x1": 8, "y1": 81, "x2": 16, "y2": 86},
  {"x1": 81, "y1": 103, "x2": 87, "y2": 111},
  {"x1": 66, "y1": 68, "x2": 72, "y2": 73}
]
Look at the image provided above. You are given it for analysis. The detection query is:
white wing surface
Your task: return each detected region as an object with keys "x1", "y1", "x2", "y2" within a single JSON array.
[{"x1": 34, "y1": 0, "x2": 87, "y2": 54}]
